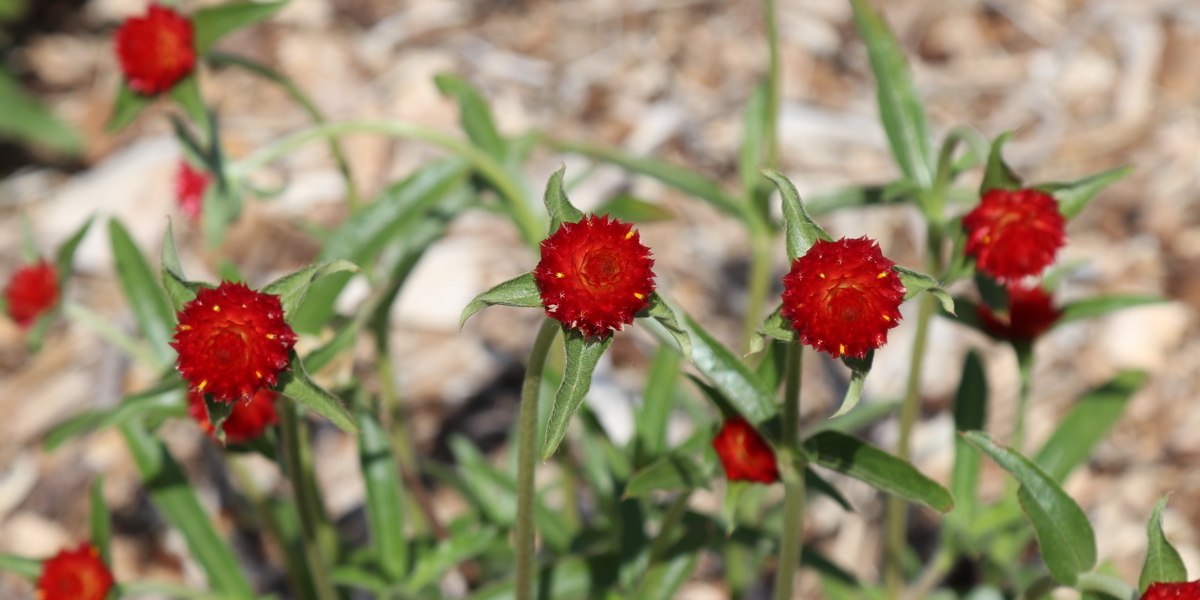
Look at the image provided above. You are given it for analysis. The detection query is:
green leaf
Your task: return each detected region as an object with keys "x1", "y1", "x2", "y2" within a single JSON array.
[
  {"x1": 43, "y1": 379, "x2": 186, "y2": 451},
  {"x1": 1033, "y1": 371, "x2": 1144, "y2": 482},
  {"x1": 109, "y1": 219, "x2": 177, "y2": 365},
  {"x1": 203, "y1": 395, "x2": 233, "y2": 443},
  {"x1": 948, "y1": 351, "x2": 987, "y2": 530},
  {"x1": 832, "y1": 352, "x2": 873, "y2": 418},
  {"x1": 963, "y1": 431, "x2": 1097, "y2": 585},
  {"x1": 624, "y1": 454, "x2": 712, "y2": 497},
  {"x1": 0, "y1": 66, "x2": 82, "y2": 154},
  {"x1": 261, "y1": 260, "x2": 360, "y2": 321},
  {"x1": 119, "y1": 420, "x2": 255, "y2": 599},
  {"x1": 276, "y1": 352, "x2": 357, "y2": 433},
  {"x1": 0, "y1": 554, "x2": 40, "y2": 578},
  {"x1": 739, "y1": 82, "x2": 770, "y2": 200},
  {"x1": 160, "y1": 222, "x2": 206, "y2": 311},
  {"x1": 803, "y1": 430, "x2": 953, "y2": 512},
  {"x1": 106, "y1": 83, "x2": 153, "y2": 132},
  {"x1": 434, "y1": 73, "x2": 507, "y2": 160},
  {"x1": 634, "y1": 542, "x2": 701, "y2": 600},
  {"x1": 193, "y1": 0, "x2": 289, "y2": 54},
  {"x1": 850, "y1": 0, "x2": 933, "y2": 188},
  {"x1": 357, "y1": 409, "x2": 407, "y2": 581},
  {"x1": 635, "y1": 346, "x2": 681, "y2": 461},
  {"x1": 980, "y1": 131, "x2": 1022, "y2": 193},
  {"x1": 89, "y1": 476, "x2": 112, "y2": 565},
  {"x1": 894, "y1": 265, "x2": 954, "y2": 313},
  {"x1": 640, "y1": 292, "x2": 692, "y2": 360},
  {"x1": 806, "y1": 468, "x2": 853, "y2": 512},
  {"x1": 459, "y1": 272, "x2": 542, "y2": 328},
  {"x1": 54, "y1": 216, "x2": 93, "y2": 291},
  {"x1": 749, "y1": 304, "x2": 796, "y2": 355},
  {"x1": 1038, "y1": 165, "x2": 1133, "y2": 219},
  {"x1": 596, "y1": 193, "x2": 673, "y2": 223},
  {"x1": 760, "y1": 168, "x2": 832, "y2": 261},
  {"x1": 542, "y1": 330, "x2": 614, "y2": 459},
  {"x1": 1139, "y1": 495, "x2": 1187, "y2": 593},
  {"x1": 542, "y1": 164, "x2": 585, "y2": 232},
  {"x1": 168, "y1": 74, "x2": 207, "y2": 128},
  {"x1": 1057, "y1": 296, "x2": 1165, "y2": 326}
]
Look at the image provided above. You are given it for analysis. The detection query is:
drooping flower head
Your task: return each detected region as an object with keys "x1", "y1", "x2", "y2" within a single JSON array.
[
  {"x1": 532, "y1": 214, "x2": 656, "y2": 339},
  {"x1": 187, "y1": 388, "x2": 279, "y2": 443},
  {"x1": 114, "y1": 3, "x2": 196, "y2": 96},
  {"x1": 963, "y1": 188, "x2": 1066, "y2": 281},
  {"x1": 37, "y1": 542, "x2": 114, "y2": 600},
  {"x1": 780, "y1": 236, "x2": 906, "y2": 359},
  {"x1": 978, "y1": 283, "x2": 1062, "y2": 342},
  {"x1": 176, "y1": 160, "x2": 210, "y2": 222},
  {"x1": 1141, "y1": 581, "x2": 1200, "y2": 600},
  {"x1": 712, "y1": 417, "x2": 779, "y2": 484},
  {"x1": 5, "y1": 260, "x2": 59, "y2": 329},
  {"x1": 171, "y1": 281, "x2": 297, "y2": 403}
]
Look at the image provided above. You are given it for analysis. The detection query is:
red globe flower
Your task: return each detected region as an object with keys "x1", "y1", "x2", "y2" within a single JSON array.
[
  {"x1": 114, "y1": 3, "x2": 196, "y2": 96},
  {"x1": 978, "y1": 283, "x2": 1062, "y2": 341},
  {"x1": 171, "y1": 281, "x2": 297, "y2": 404},
  {"x1": 188, "y1": 388, "x2": 279, "y2": 443},
  {"x1": 532, "y1": 214, "x2": 655, "y2": 339},
  {"x1": 176, "y1": 160, "x2": 210, "y2": 222},
  {"x1": 780, "y1": 236, "x2": 905, "y2": 359},
  {"x1": 37, "y1": 542, "x2": 114, "y2": 600},
  {"x1": 963, "y1": 188, "x2": 1066, "y2": 281},
  {"x1": 1142, "y1": 581, "x2": 1200, "y2": 600},
  {"x1": 4, "y1": 260, "x2": 59, "y2": 329},
  {"x1": 713, "y1": 417, "x2": 779, "y2": 483}
]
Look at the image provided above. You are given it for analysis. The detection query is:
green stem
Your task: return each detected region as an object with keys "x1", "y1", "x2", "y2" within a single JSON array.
[
  {"x1": 762, "y1": 0, "x2": 781, "y2": 169},
  {"x1": 646, "y1": 492, "x2": 691, "y2": 565},
  {"x1": 902, "y1": 544, "x2": 955, "y2": 600},
  {"x1": 231, "y1": 120, "x2": 542, "y2": 247},
  {"x1": 228, "y1": 455, "x2": 319, "y2": 600},
  {"x1": 1016, "y1": 574, "x2": 1059, "y2": 600},
  {"x1": 773, "y1": 343, "x2": 806, "y2": 600},
  {"x1": 278, "y1": 404, "x2": 339, "y2": 600},
  {"x1": 1011, "y1": 342, "x2": 1035, "y2": 452},
  {"x1": 516, "y1": 319, "x2": 561, "y2": 600},
  {"x1": 742, "y1": 217, "x2": 774, "y2": 352},
  {"x1": 62, "y1": 301, "x2": 164, "y2": 371}
]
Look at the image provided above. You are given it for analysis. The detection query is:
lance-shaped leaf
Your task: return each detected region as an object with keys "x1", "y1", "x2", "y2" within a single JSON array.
[
  {"x1": 0, "y1": 554, "x2": 40, "y2": 578},
  {"x1": 54, "y1": 216, "x2": 92, "y2": 292},
  {"x1": 106, "y1": 84, "x2": 153, "y2": 132},
  {"x1": 542, "y1": 329, "x2": 614, "y2": 459},
  {"x1": 276, "y1": 351, "x2": 357, "y2": 433},
  {"x1": 980, "y1": 131, "x2": 1022, "y2": 193},
  {"x1": 1139, "y1": 495, "x2": 1187, "y2": 593},
  {"x1": 193, "y1": 0, "x2": 290, "y2": 55},
  {"x1": 803, "y1": 430, "x2": 953, "y2": 512},
  {"x1": 459, "y1": 272, "x2": 542, "y2": 328},
  {"x1": 760, "y1": 168, "x2": 831, "y2": 261},
  {"x1": 625, "y1": 453, "x2": 712, "y2": 498},
  {"x1": 1057, "y1": 296, "x2": 1165, "y2": 326},
  {"x1": 261, "y1": 260, "x2": 360, "y2": 320},
  {"x1": 894, "y1": 265, "x2": 954, "y2": 313},
  {"x1": 358, "y1": 409, "x2": 407, "y2": 582},
  {"x1": 160, "y1": 222, "x2": 208, "y2": 311},
  {"x1": 639, "y1": 292, "x2": 692, "y2": 360},
  {"x1": 89, "y1": 477, "x2": 112, "y2": 566},
  {"x1": 43, "y1": 378, "x2": 186, "y2": 451},
  {"x1": 110, "y1": 219, "x2": 177, "y2": 365},
  {"x1": 0, "y1": 66, "x2": 82, "y2": 153},
  {"x1": 833, "y1": 352, "x2": 873, "y2": 418},
  {"x1": 1033, "y1": 370, "x2": 1144, "y2": 482},
  {"x1": 434, "y1": 73, "x2": 507, "y2": 161},
  {"x1": 203, "y1": 395, "x2": 234, "y2": 444},
  {"x1": 948, "y1": 351, "x2": 987, "y2": 532},
  {"x1": 1039, "y1": 165, "x2": 1133, "y2": 219},
  {"x1": 542, "y1": 164, "x2": 584, "y2": 233},
  {"x1": 963, "y1": 431, "x2": 1096, "y2": 585},
  {"x1": 749, "y1": 304, "x2": 796, "y2": 355}
]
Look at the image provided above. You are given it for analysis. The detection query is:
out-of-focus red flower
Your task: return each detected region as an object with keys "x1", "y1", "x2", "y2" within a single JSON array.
[
  {"x1": 1141, "y1": 580, "x2": 1200, "y2": 600},
  {"x1": 963, "y1": 188, "x2": 1066, "y2": 281},
  {"x1": 780, "y1": 236, "x2": 905, "y2": 359},
  {"x1": 188, "y1": 388, "x2": 279, "y2": 443},
  {"x1": 978, "y1": 283, "x2": 1062, "y2": 341},
  {"x1": 171, "y1": 281, "x2": 297, "y2": 404},
  {"x1": 176, "y1": 160, "x2": 210, "y2": 221},
  {"x1": 114, "y1": 4, "x2": 195, "y2": 95},
  {"x1": 533, "y1": 214, "x2": 656, "y2": 339},
  {"x1": 712, "y1": 417, "x2": 779, "y2": 484},
  {"x1": 36, "y1": 542, "x2": 114, "y2": 600},
  {"x1": 4, "y1": 261, "x2": 59, "y2": 329}
]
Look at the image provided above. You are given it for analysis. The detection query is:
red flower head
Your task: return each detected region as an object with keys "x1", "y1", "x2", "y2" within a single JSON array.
[
  {"x1": 1141, "y1": 581, "x2": 1200, "y2": 600},
  {"x1": 963, "y1": 188, "x2": 1066, "y2": 281},
  {"x1": 712, "y1": 417, "x2": 779, "y2": 483},
  {"x1": 978, "y1": 283, "x2": 1062, "y2": 341},
  {"x1": 5, "y1": 261, "x2": 59, "y2": 329},
  {"x1": 171, "y1": 281, "x2": 297, "y2": 404},
  {"x1": 37, "y1": 542, "x2": 114, "y2": 600},
  {"x1": 780, "y1": 236, "x2": 906, "y2": 359},
  {"x1": 532, "y1": 214, "x2": 656, "y2": 339},
  {"x1": 176, "y1": 160, "x2": 210, "y2": 222},
  {"x1": 114, "y1": 3, "x2": 196, "y2": 96},
  {"x1": 188, "y1": 388, "x2": 279, "y2": 443}
]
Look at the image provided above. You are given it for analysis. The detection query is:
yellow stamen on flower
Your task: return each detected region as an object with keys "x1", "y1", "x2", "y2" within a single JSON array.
[
  {"x1": 839, "y1": 344, "x2": 846, "y2": 355},
  {"x1": 625, "y1": 230, "x2": 635, "y2": 240},
  {"x1": 556, "y1": 272, "x2": 564, "y2": 278},
  {"x1": 212, "y1": 305, "x2": 220, "y2": 312},
  {"x1": 256, "y1": 371, "x2": 262, "y2": 379},
  {"x1": 198, "y1": 380, "x2": 208, "y2": 391},
  {"x1": 266, "y1": 334, "x2": 275, "y2": 339},
  {"x1": 180, "y1": 325, "x2": 192, "y2": 331},
  {"x1": 882, "y1": 315, "x2": 891, "y2": 321},
  {"x1": 634, "y1": 292, "x2": 644, "y2": 299},
  {"x1": 877, "y1": 271, "x2": 888, "y2": 278},
  {"x1": 819, "y1": 273, "x2": 825, "y2": 279}
]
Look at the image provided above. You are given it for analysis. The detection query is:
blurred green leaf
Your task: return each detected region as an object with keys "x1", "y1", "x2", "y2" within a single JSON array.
[
  {"x1": 634, "y1": 540, "x2": 701, "y2": 600},
  {"x1": 109, "y1": 219, "x2": 177, "y2": 364},
  {"x1": 467, "y1": 555, "x2": 597, "y2": 600},
  {"x1": 542, "y1": 163, "x2": 584, "y2": 233},
  {"x1": 980, "y1": 132, "x2": 1021, "y2": 193},
  {"x1": 1057, "y1": 296, "x2": 1165, "y2": 326},
  {"x1": 804, "y1": 430, "x2": 953, "y2": 512},
  {"x1": 543, "y1": 330, "x2": 614, "y2": 459},
  {"x1": 625, "y1": 454, "x2": 711, "y2": 498},
  {"x1": 894, "y1": 265, "x2": 954, "y2": 313},
  {"x1": 89, "y1": 476, "x2": 112, "y2": 565},
  {"x1": 106, "y1": 83, "x2": 153, "y2": 133},
  {"x1": 0, "y1": 67, "x2": 81, "y2": 154},
  {"x1": 761, "y1": 168, "x2": 831, "y2": 261},
  {"x1": 202, "y1": 395, "x2": 232, "y2": 443},
  {"x1": 168, "y1": 75, "x2": 207, "y2": 128},
  {"x1": 53, "y1": 216, "x2": 92, "y2": 292},
  {"x1": 749, "y1": 305, "x2": 796, "y2": 355},
  {"x1": 596, "y1": 193, "x2": 673, "y2": 223},
  {"x1": 948, "y1": 351, "x2": 987, "y2": 531},
  {"x1": 160, "y1": 222, "x2": 207, "y2": 311},
  {"x1": 0, "y1": 0, "x2": 26, "y2": 21},
  {"x1": 261, "y1": 260, "x2": 360, "y2": 321},
  {"x1": 806, "y1": 468, "x2": 853, "y2": 512},
  {"x1": 1033, "y1": 371, "x2": 1144, "y2": 482},
  {"x1": 635, "y1": 346, "x2": 681, "y2": 461},
  {"x1": 1039, "y1": 165, "x2": 1133, "y2": 219},
  {"x1": 1139, "y1": 495, "x2": 1187, "y2": 593},
  {"x1": 640, "y1": 292, "x2": 692, "y2": 360},
  {"x1": 434, "y1": 73, "x2": 507, "y2": 161},
  {"x1": 459, "y1": 272, "x2": 541, "y2": 328},
  {"x1": 0, "y1": 554, "x2": 40, "y2": 578},
  {"x1": 964, "y1": 431, "x2": 1096, "y2": 585},
  {"x1": 357, "y1": 410, "x2": 407, "y2": 582},
  {"x1": 833, "y1": 352, "x2": 873, "y2": 418},
  {"x1": 276, "y1": 352, "x2": 357, "y2": 433},
  {"x1": 850, "y1": 0, "x2": 933, "y2": 188},
  {"x1": 193, "y1": 0, "x2": 290, "y2": 54}
]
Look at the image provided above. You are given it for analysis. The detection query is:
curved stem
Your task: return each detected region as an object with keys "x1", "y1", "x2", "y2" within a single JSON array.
[
  {"x1": 516, "y1": 319, "x2": 561, "y2": 600},
  {"x1": 773, "y1": 342, "x2": 806, "y2": 600}
]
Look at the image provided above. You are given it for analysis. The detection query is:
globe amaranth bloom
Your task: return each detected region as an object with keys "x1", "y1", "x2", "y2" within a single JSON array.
[
  {"x1": 171, "y1": 281, "x2": 297, "y2": 404},
  {"x1": 712, "y1": 417, "x2": 779, "y2": 484},
  {"x1": 114, "y1": 3, "x2": 196, "y2": 95},
  {"x1": 978, "y1": 283, "x2": 1062, "y2": 341},
  {"x1": 963, "y1": 188, "x2": 1066, "y2": 281},
  {"x1": 1141, "y1": 581, "x2": 1200, "y2": 600},
  {"x1": 5, "y1": 261, "x2": 59, "y2": 329},
  {"x1": 37, "y1": 542, "x2": 114, "y2": 600},
  {"x1": 176, "y1": 160, "x2": 210, "y2": 222},
  {"x1": 188, "y1": 388, "x2": 279, "y2": 444},
  {"x1": 780, "y1": 236, "x2": 905, "y2": 360},
  {"x1": 532, "y1": 214, "x2": 655, "y2": 339}
]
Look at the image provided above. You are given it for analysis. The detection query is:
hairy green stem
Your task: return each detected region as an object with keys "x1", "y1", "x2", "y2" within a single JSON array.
[
  {"x1": 278, "y1": 404, "x2": 339, "y2": 600},
  {"x1": 773, "y1": 343, "x2": 806, "y2": 600},
  {"x1": 516, "y1": 319, "x2": 561, "y2": 600}
]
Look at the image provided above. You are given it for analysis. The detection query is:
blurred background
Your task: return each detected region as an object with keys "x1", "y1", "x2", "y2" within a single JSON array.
[{"x1": 1, "y1": 0, "x2": 1199, "y2": 598}]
